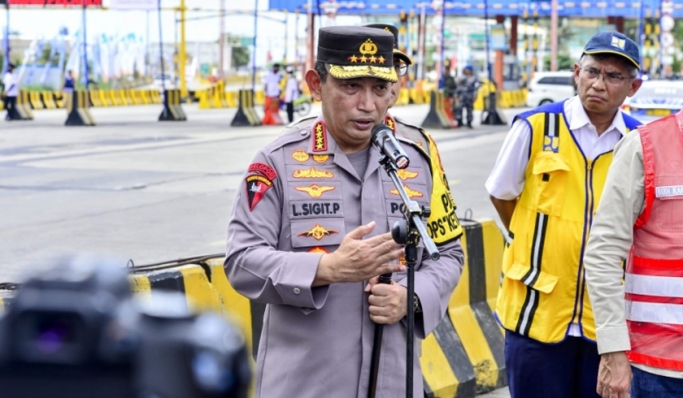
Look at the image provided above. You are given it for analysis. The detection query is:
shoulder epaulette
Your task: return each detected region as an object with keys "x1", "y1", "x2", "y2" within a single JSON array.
[{"x1": 264, "y1": 127, "x2": 311, "y2": 154}]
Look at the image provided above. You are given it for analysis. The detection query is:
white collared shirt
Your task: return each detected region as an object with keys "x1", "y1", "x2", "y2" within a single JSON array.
[
  {"x1": 486, "y1": 95, "x2": 627, "y2": 201},
  {"x1": 265, "y1": 70, "x2": 282, "y2": 98},
  {"x1": 3, "y1": 72, "x2": 18, "y2": 97},
  {"x1": 486, "y1": 96, "x2": 628, "y2": 337}
]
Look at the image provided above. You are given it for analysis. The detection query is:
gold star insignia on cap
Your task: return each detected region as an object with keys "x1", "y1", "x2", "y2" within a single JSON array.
[
  {"x1": 369, "y1": 56, "x2": 377, "y2": 63},
  {"x1": 349, "y1": 55, "x2": 358, "y2": 63},
  {"x1": 359, "y1": 55, "x2": 368, "y2": 63},
  {"x1": 378, "y1": 56, "x2": 386, "y2": 64}
]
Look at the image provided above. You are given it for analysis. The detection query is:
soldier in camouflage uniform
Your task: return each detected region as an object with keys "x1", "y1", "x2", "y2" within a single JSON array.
[{"x1": 455, "y1": 65, "x2": 479, "y2": 128}]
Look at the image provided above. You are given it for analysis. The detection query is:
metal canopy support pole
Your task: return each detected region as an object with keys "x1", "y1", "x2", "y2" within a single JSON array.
[
  {"x1": 550, "y1": 0, "x2": 558, "y2": 71},
  {"x1": 3, "y1": 1, "x2": 8, "y2": 73},
  {"x1": 439, "y1": 3, "x2": 446, "y2": 89},
  {"x1": 180, "y1": 0, "x2": 187, "y2": 98},
  {"x1": 219, "y1": 0, "x2": 225, "y2": 80},
  {"x1": 284, "y1": 11, "x2": 289, "y2": 64},
  {"x1": 158, "y1": 0, "x2": 166, "y2": 92},
  {"x1": 306, "y1": 0, "x2": 315, "y2": 72},
  {"x1": 295, "y1": 8, "x2": 300, "y2": 66},
  {"x1": 638, "y1": 0, "x2": 645, "y2": 70},
  {"x1": 82, "y1": 0, "x2": 89, "y2": 89},
  {"x1": 251, "y1": 0, "x2": 258, "y2": 92}
]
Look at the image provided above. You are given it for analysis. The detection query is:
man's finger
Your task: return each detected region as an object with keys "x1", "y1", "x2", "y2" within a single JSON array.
[
  {"x1": 364, "y1": 276, "x2": 379, "y2": 292},
  {"x1": 346, "y1": 221, "x2": 376, "y2": 240},
  {"x1": 375, "y1": 262, "x2": 405, "y2": 277},
  {"x1": 363, "y1": 231, "x2": 396, "y2": 246}
]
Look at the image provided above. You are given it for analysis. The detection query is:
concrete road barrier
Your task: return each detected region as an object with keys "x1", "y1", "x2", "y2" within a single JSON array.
[{"x1": 65, "y1": 91, "x2": 96, "y2": 126}]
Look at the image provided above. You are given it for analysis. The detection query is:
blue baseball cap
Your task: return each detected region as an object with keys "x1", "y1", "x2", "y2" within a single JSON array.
[{"x1": 583, "y1": 32, "x2": 640, "y2": 70}]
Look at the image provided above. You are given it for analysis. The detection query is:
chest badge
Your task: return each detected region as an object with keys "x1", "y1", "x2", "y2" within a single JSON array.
[
  {"x1": 390, "y1": 184, "x2": 423, "y2": 198},
  {"x1": 298, "y1": 223, "x2": 339, "y2": 240},
  {"x1": 397, "y1": 169, "x2": 418, "y2": 181},
  {"x1": 292, "y1": 149, "x2": 310, "y2": 163},
  {"x1": 313, "y1": 154, "x2": 330, "y2": 164},
  {"x1": 293, "y1": 167, "x2": 334, "y2": 179},
  {"x1": 295, "y1": 184, "x2": 335, "y2": 198}
]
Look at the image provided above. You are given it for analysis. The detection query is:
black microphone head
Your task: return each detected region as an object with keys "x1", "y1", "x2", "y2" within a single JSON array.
[{"x1": 371, "y1": 123, "x2": 391, "y2": 143}]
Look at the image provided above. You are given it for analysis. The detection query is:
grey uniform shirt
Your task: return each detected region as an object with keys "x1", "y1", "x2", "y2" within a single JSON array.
[
  {"x1": 224, "y1": 118, "x2": 464, "y2": 398},
  {"x1": 584, "y1": 130, "x2": 683, "y2": 378}
]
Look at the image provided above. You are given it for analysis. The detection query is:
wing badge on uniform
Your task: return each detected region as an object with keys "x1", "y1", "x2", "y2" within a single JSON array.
[
  {"x1": 295, "y1": 184, "x2": 335, "y2": 198},
  {"x1": 396, "y1": 169, "x2": 419, "y2": 181},
  {"x1": 298, "y1": 223, "x2": 338, "y2": 240},
  {"x1": 390, "y1": 184, "x2": 423, "y2": 198},
  {"x1": 293, "y1": 167, "x2": 334, "y2": 179},
  {"x1": 246, "y1": 174, "x2": 273, "y2": 211}
]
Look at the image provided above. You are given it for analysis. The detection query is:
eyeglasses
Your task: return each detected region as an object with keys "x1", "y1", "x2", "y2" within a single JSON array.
[
  {"x1": 394, "y1": 63, "x2": 408, "y2": 77},
  {"x1": 580, "y1": 67, "x2": 631, "y2": 86}
]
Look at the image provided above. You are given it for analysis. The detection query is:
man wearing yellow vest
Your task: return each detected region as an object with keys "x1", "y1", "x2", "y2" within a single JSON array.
[
  {"x1": 584, "y1": 110, "x2": 683, "y2": 397},
  {"x1": 486, "y1": 32, "x2": 643, "y2": 397}
]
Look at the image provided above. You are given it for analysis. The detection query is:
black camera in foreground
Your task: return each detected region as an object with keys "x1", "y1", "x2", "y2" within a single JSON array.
[{"x1": 0, "y1": 257, "x2": 251, "y2": 398}]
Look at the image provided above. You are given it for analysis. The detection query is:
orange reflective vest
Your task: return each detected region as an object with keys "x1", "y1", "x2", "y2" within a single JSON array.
[{"x1": 626, "y1": 111, "x2": 683, "y2": 370}]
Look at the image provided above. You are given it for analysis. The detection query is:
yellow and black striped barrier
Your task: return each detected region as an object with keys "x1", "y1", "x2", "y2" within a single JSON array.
[
  {"x1": 231, "y1": 89, "x2": 261, "y2": 127},
  {"x1": 65, "y1": 90, "x2": 96, "y2": 126},
  {"x1": 159, "y1": 89, "x2": 187, "y2": 122},
  {"x1": 14, "y1": 90, "x2": 35, "y2": 120},
  {"x1": 421, "y1": 90, "x2": 454, "y2": 130},
  {"x1": 128, "y1": 258, "x2": 262, "y2": 357},
  {"x1": 421, "y1": 219, "x2": 506, "y2": 397},
  {"x1": 42, "y1": 92, "x2": 58, "y2": 109},
  {"x1": 28, "y1": 92, "x2": 44, "y2": 110}
]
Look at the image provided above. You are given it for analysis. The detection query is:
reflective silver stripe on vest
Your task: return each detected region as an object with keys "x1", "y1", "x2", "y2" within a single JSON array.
[{"x1": 516, "y1": 212, "x2": 549, "y2": 335}]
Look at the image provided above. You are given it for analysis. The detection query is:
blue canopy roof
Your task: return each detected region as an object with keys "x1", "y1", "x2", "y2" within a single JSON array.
[{"x1": 269, "y1": 0, "x2": 683, "y2": 18}]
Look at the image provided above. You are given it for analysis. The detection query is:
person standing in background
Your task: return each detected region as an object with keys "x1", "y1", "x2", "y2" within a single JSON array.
[
  {"x1": 283, "y1": 67, "x2": 299, "y2": 124},
  {"x1": 262, "y1": 63, "x2": 283, "y2": 125},
  {"x1": 454, "y1": 65, "x2": 478, "y2": 129},
  {"x1": 63, "y1": 70, "x2": 75, "y2": 94},
  {"x1": 3, "y1": 64, "x2": 18, "y2": 121}
]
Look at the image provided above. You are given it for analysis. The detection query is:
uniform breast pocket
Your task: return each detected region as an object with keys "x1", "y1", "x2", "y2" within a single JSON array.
[{"x1": 531, "y1": 152, "x2": 570, "y2": 216}]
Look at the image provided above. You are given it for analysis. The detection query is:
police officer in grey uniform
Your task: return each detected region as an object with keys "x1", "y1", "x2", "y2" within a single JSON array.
[
  {"x1": 225, "y1": 26, "x2": 464, "y2": 398},
  {"x1": 455, "y1": 65, "x2": 479, "y2": 128}
]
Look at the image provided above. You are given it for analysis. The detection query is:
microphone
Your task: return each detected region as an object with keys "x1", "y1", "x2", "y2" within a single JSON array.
[{"x1": 371, "y1": 124, "x2": 410, "y2": 169}]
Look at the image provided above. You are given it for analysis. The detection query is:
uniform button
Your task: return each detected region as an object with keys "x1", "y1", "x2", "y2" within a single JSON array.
[
  {"x1": 300, "y1": 130, "x2": 307, "y2": 136},
  {"x1": 293, "y1": 287, "x2": 301, "y2": 295}
]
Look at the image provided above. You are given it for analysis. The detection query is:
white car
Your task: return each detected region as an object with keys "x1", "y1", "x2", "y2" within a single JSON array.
[
  {"x1": 526, "y1": 71, "x2": 576, "y2": 107},
  {"x1": 622, "y1": 80, "x2": 683, "y2": 124}
]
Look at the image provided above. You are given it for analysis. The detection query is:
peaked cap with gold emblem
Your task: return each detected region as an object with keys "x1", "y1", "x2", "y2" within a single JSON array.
[
  {"x1": 364, "y1": 23, "x2": 412, "y2": 66},
  {"x1": 317, "y1": 26, "x2": 398, "y2": 83}
]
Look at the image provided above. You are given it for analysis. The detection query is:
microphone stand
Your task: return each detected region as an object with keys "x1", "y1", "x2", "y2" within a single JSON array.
[{"x1": 367, "y1": 154, "x2": 440, "y2": 398}]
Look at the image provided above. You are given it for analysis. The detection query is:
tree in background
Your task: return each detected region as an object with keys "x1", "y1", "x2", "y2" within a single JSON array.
[{"x1": 231, "y1": 46, "x2": 249, "y2": 70}]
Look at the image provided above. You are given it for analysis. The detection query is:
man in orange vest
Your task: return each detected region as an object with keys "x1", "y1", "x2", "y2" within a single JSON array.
[{"x1": 584, "y1": 108, "x2": 683, "y2": 397}]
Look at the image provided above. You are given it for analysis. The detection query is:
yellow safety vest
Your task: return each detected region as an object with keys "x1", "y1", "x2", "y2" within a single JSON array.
[
  {"x1": 495, "y1": 102, "x2": 640, "y2": 343},
  {"x1": 389, "y1": 115, "x2": 464, "y2": 244}
]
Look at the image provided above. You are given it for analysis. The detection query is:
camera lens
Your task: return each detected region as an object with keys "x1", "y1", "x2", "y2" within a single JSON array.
[{"x1": 36, "y1": 316, "x2": 76, "y2": 354}]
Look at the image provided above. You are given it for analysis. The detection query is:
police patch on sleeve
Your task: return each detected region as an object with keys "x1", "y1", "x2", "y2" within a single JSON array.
[{"x1": 246, "y1": 175, "x2": 274, "y2": 211}]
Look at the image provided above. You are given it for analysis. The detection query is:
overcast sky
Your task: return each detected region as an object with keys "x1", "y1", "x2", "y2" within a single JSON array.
[{"x1": 2, "y1": 0, "x2": 362, "y2": 66}]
